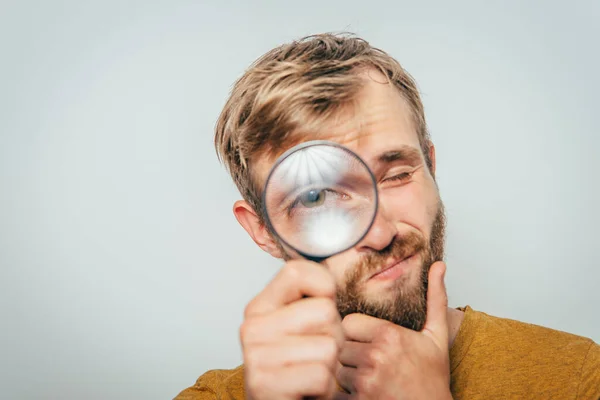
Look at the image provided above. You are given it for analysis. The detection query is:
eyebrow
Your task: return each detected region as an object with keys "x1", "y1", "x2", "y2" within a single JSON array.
[{"x1": 376, "y1": 146, "x2": 423, "y2": 166}]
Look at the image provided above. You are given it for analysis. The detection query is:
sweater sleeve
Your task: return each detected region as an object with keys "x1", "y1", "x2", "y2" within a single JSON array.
[{"x1": 174, "y1": 366, "x2": 246, "y2": 400}]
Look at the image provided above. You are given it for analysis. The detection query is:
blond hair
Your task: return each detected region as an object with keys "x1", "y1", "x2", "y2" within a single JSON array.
[{"x1": 214, "y1": 33, "x2": 431, "y2": 220}]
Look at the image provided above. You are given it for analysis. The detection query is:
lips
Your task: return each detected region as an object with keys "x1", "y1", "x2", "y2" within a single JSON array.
[{"x1": 368, "y1": 252, "x2": 417, "y2": 280}]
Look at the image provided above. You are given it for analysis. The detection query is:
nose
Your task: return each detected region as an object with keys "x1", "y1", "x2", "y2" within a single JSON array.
[{"x1": 356, "y1": 198, "x2": 398, "y2": 252}]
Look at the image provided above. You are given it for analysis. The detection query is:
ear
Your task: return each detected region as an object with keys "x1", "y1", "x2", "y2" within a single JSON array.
[
  {"x1": 233, "y1": 200, "x2": 284, "y2": 259},
  {"x1": 427, "y1": 140, "x2": 437, "y2": 178}
]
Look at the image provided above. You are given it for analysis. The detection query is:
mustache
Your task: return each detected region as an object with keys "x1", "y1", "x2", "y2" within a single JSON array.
[{"x1": 356, "y1": 232, "x2": 427, "y2": 277}]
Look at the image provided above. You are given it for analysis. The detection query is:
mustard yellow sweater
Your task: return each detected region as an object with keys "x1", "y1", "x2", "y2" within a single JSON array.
[{"x1": 175, "y1": 306, "x2": 600, "y2": 399}]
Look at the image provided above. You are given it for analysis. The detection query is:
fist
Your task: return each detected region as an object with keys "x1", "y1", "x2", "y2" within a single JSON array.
[{"x1": 240, "y1": 260, "x2": 344, "y2": 400}]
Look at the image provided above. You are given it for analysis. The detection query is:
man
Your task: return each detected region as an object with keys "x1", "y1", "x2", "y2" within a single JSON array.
[{"x1": 176, "y1": 33, "x2": 600, "y2": 399}]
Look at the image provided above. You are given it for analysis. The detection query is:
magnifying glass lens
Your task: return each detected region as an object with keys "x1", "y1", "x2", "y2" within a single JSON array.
[{"x1": 263, "y1": 141, "x2": 377, "y2": 260}]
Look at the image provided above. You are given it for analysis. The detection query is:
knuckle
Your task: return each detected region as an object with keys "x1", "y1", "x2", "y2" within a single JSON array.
[
  {"x1": 321, "y1": 337, "x2": 339, "y2": 365},
  {"x1": 239, "y1": 321, "x2": 248, "y2": 342},
  {"x1": 321, "y1": 272, "x2": 336, "y2": 296},
  {"x1": 239, "y1": 319, "x2": 256, "y2": 343},
  {"x1": 320, "y1": 299, "x2": 341, "y2": 324},
  {"x1": 355, "y1": 371, "x2": 375, "y2": 394},
  {"x1": 313, "y1": 365, "x2": 333, "y2": 394},
  {"x1": 333, "y1": 325, "x2": 345, "y2": 349},
  {"x1": 243, "y1": 299, "x2": 259, "y2": 319},
  {"x1": 342, "y1": 312, "x2": 358, "y2": 327},
  {"x1": 354, "y1": 372, "x2": 368, "y2": 393},
  {"x1": 379, "y1": 324, "x2": 401, "y2": 344},
  {"x1": 239, "y1": 320, "x2": 249, "y2": 338},
  {"x1": 283, "y1": 260, "x2": 305, "y2": 280},
  {"x1": 367, "y1": 346, "x2": 386, "y2": 366},
  {"x1": 285, "y1": 260, "x2": 336, "y2": 297}
]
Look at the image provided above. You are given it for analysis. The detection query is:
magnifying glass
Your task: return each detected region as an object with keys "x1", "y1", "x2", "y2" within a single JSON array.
[{"x1": 262, "y1": 140, "x2": 378, "y2": 263}]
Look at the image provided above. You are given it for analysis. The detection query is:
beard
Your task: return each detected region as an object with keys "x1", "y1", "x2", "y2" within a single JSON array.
[{"x1": 336, "y1": 201, "x2": 447, "y2": 331}]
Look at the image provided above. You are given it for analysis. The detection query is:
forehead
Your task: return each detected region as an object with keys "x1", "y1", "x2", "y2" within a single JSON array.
[
  {"x1": 327, "y1": 70, "x2": 421, "y2": 162},
  {"x1": 253, "y1": 70, "x2": 422, "y2": 183}
]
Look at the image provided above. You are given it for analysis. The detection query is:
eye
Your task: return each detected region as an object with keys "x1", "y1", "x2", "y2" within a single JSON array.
[
  {"x1": 287, "y1": 188, "x2": 349, "y2": 214},
  {"x1": 384, "y1": 171, "x2": 413, "y2": 183},
  {"x1": 299, "y1": 189, "x2": 327, "y2": 208}
]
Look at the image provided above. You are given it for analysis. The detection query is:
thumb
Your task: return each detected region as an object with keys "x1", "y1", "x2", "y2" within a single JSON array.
[{"x1": 423, "y1": 261, "x2": 449, "y2": 347}]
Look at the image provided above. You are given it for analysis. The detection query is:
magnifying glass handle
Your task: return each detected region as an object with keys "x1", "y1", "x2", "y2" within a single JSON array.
[
  {"x1": 302, "y1": 254, "x2": 327, "y2": 264},
  {"x1": 301, "y1": 255, "x2": 328, "y2": 301}
]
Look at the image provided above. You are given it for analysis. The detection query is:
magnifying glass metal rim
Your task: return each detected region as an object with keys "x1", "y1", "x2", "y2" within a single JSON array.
[{"x1": 261, "y1": 139, "x2": 379, "y2": 262}]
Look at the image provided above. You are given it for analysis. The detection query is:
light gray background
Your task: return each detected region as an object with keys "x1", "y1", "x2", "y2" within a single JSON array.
[{"x1": 1, "y1": 0, "x2": 598, "y2": 399}]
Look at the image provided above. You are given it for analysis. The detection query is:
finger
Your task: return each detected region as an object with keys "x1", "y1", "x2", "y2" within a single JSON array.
[
  {"x1": 250, "y1": 363, "x2": 336, "y2": 399},
  {"x1": 422, "y1": 261, "x2": 449, "y2": 346},
  {"x1": 336, "y1": 365, "x2": 358, "y2": 393},
  {"x1": 338, "y1": 340, "x2": 369, "y2": 367},
  {"x1": 332, "y1": 393, "x2": 352, "y2": 400},
  {"x1": 341, "y1": 313, "x2": 391, "y2": 343},
  {"x1": 245, "y1": 335, "x2": 339, "y2": 371},
  {"x1": 242, "y1": 297, "x2": 344, "y2": 347},
  {"x1": 245, "y1": 260, "x2": 336, "y2": 317}
]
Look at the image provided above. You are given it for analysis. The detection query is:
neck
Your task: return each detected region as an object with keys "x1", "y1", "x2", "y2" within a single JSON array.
[{"x1": 446, "y1": 307, "x2": 465, "y2": 348}]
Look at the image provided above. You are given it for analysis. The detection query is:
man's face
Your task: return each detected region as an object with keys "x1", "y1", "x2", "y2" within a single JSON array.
[{"x1": 253, "y1": 70, "x2": 445, "y2": 331}]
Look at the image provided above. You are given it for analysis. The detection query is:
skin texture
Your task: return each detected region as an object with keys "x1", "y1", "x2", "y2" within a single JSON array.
[{"x1": 234, "y1": 69, "x2": 464, "y2": 399}]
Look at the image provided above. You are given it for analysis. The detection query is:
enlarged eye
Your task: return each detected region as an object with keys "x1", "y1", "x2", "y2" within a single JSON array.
[{"x1": 299, "y1": 189, "x2": 326, "y2": 208}]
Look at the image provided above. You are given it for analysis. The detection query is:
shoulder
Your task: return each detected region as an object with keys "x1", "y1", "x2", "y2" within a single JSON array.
[
  {"x1": 463, "y1": 306, "x2": 600, "y2": 395},
  {"x1": 174, "y1": 365, "x2": 246, "y2": 400},
  {"x1": 451, "y1": 307, "x2": 599, "y2": 398},
  {"x1": 578, "y1": 339, "x2": 600, "y2": 399},
  {"x1": 463, "y1": 306, "x2": 595, "y2": 351}
]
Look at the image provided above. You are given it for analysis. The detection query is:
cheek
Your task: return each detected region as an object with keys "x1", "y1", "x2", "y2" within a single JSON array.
[
  {"x1": 323, "y1": 179, "x2": 439, "y2": 286},
  {"x1": 381, "y1": 179, "x2": 438, "y2": 232}
]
